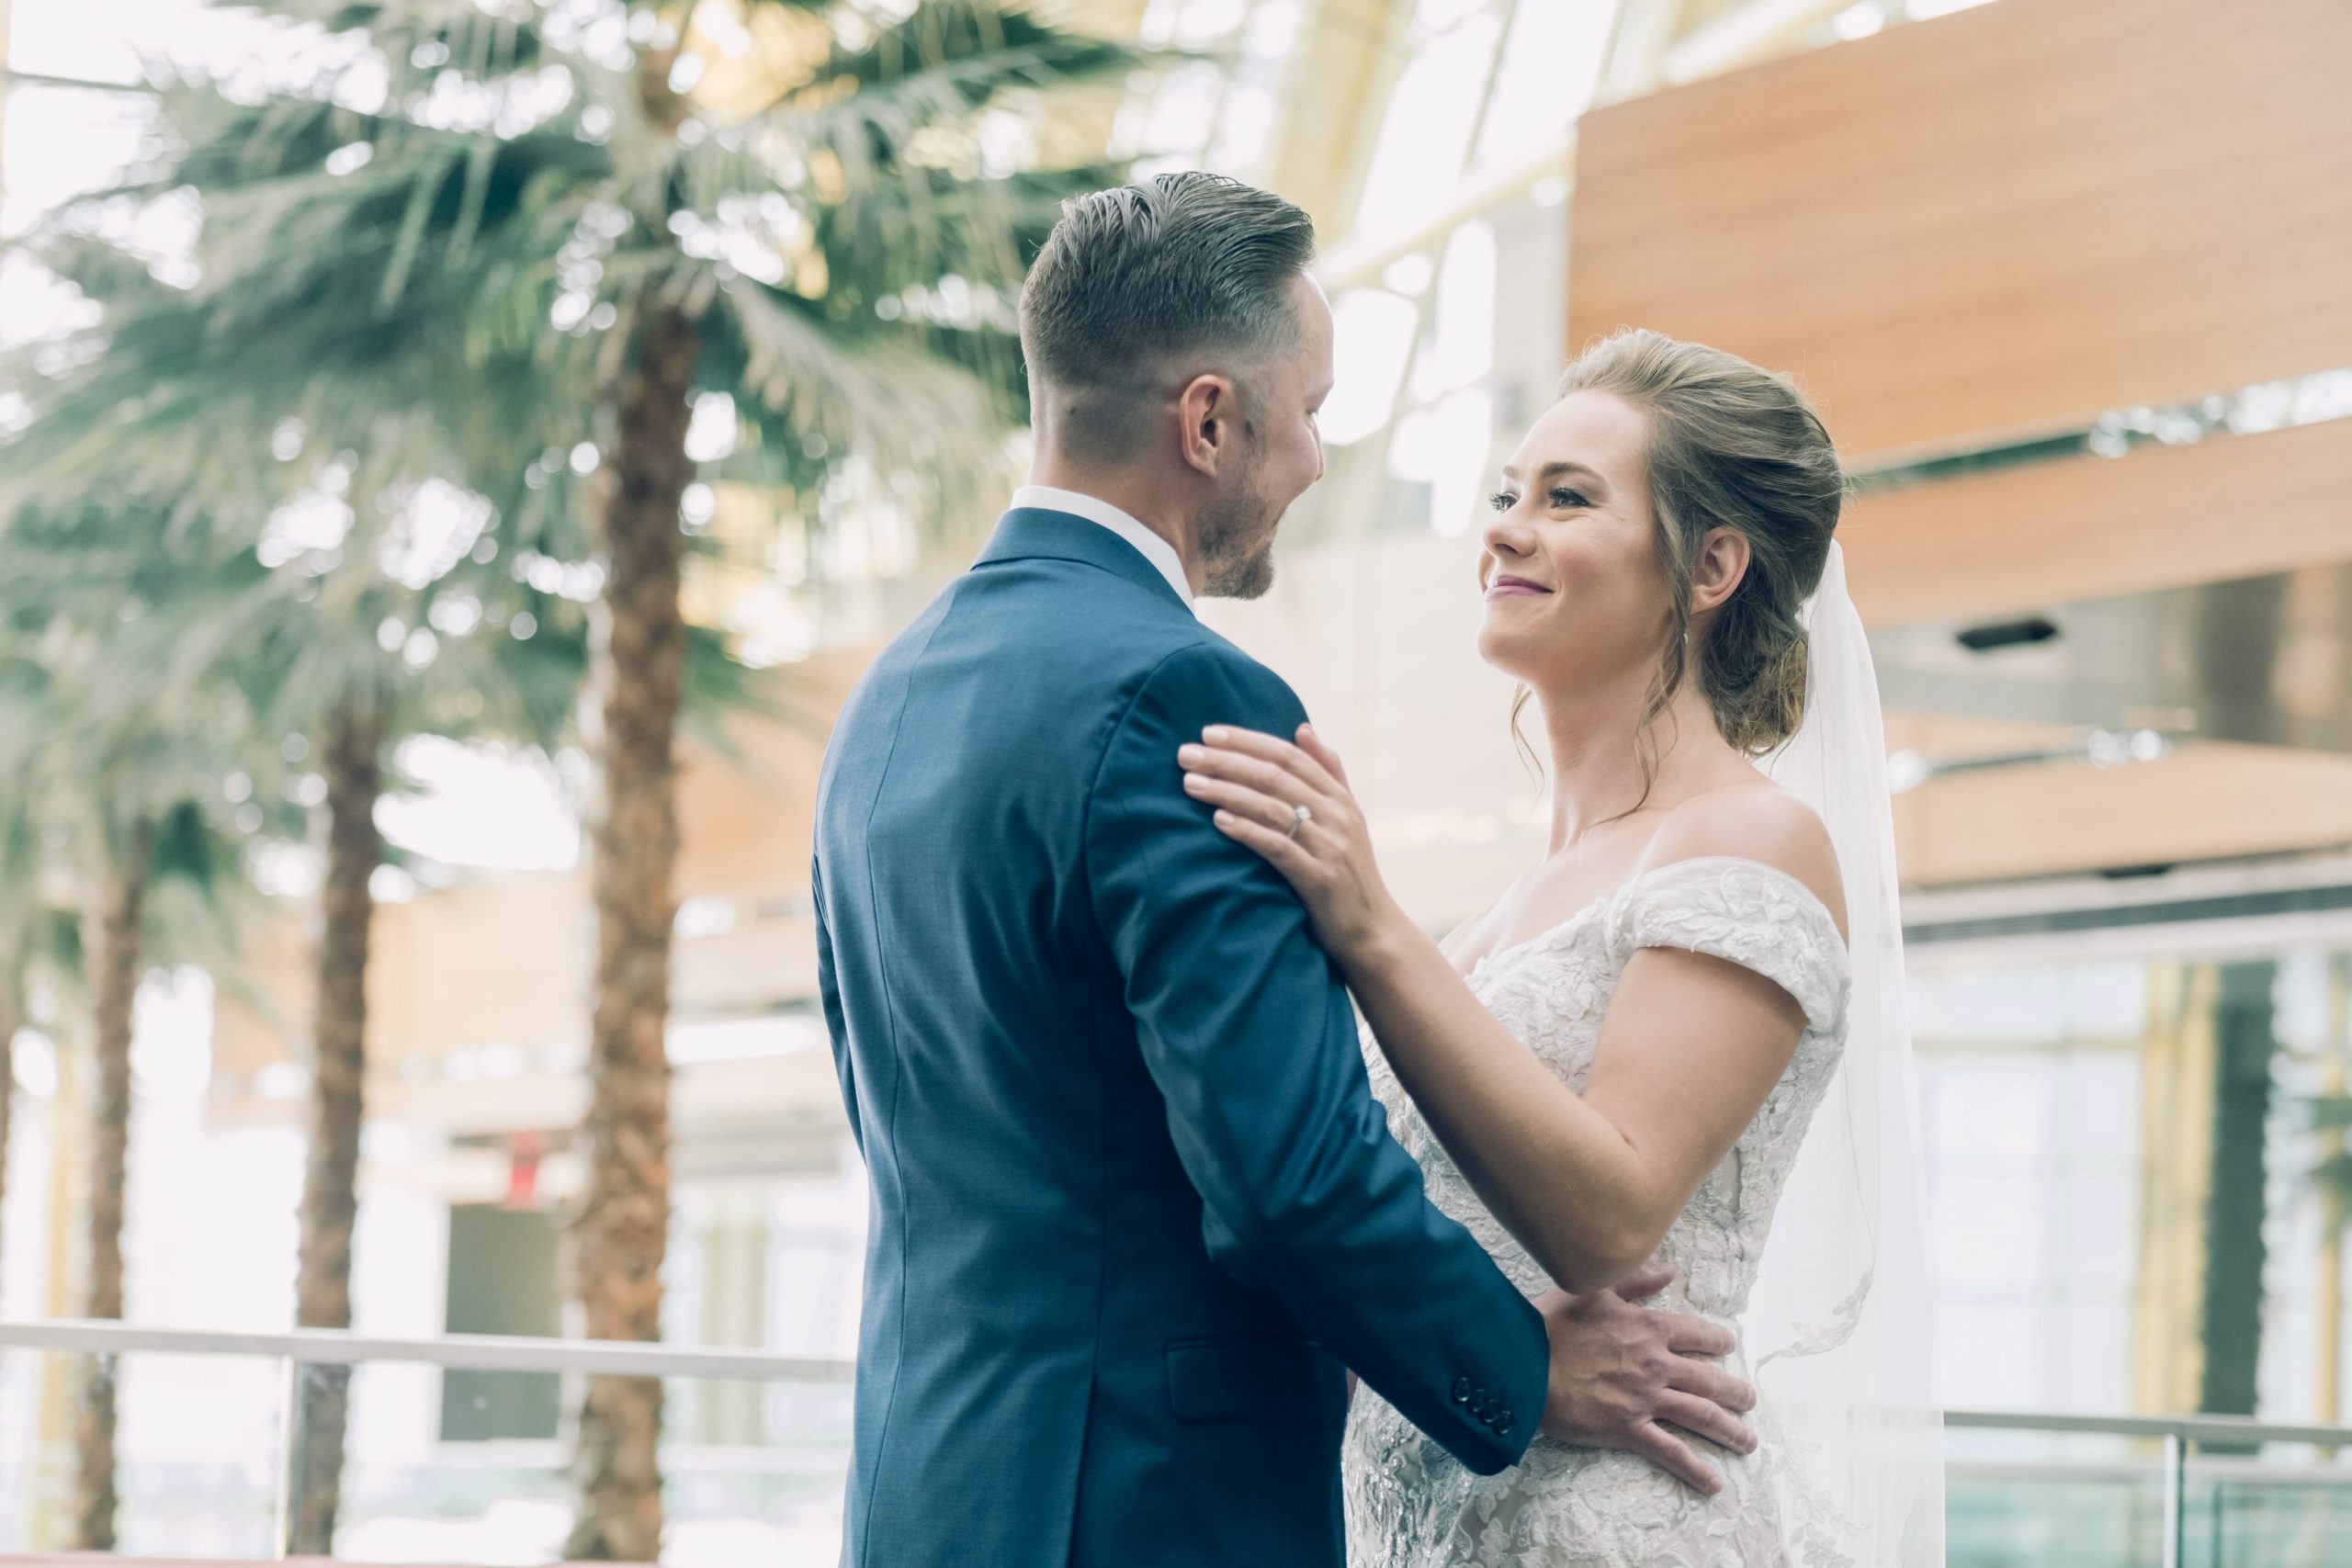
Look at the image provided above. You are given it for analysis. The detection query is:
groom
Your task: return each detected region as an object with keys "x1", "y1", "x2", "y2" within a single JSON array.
[{"x1": 814, "y1": 173, "x2": 1750, "y2": 1568}]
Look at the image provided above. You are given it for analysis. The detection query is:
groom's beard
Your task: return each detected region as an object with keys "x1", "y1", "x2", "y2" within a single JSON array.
[{"x1": 1198, "y1": 466, "x2": 1279, "y2": 601}]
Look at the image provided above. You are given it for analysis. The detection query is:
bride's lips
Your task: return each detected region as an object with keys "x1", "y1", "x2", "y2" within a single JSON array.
[{"x1": 1486, "y1": 574, "x2": 1553, "y2": 599}]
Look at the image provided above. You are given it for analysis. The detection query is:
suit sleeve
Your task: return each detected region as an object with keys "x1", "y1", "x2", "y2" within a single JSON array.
[
  {"x1": 812, "y1": 851, "x2": 863, "y2": 1160},
  {"x1": 1083, "y1": 642, "x2": 1550, "y2": 1475}
]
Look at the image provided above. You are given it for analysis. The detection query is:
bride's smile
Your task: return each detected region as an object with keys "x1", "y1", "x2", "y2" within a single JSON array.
[{"x1": 1484, "y1": 574, "x2": 1552, "y2": 598}]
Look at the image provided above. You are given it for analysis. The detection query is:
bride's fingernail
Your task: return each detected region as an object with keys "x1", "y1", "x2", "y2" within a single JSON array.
[{"x1": 1203, "y1": 726, "x2": 1228, "y2": 743}]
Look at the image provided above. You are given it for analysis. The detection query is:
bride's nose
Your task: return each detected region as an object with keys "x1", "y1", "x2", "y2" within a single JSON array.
[{"x1": 1482, "y1": 510, "x2": 1535, "y2": 563}]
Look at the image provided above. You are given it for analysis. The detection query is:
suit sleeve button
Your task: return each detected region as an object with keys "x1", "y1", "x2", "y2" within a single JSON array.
[{"x1": 1452, "y1": 1377, "x2": 1473, "y2": 1404}]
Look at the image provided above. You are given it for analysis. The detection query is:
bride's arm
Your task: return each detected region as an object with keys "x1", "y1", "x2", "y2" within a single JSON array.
[
  {"x1": 1346, "y1": 891, "x2": 1807, "y2": 1293},
  {"x1": 1181, "y1": 724, "x2": 1835, "y2": 1294}
]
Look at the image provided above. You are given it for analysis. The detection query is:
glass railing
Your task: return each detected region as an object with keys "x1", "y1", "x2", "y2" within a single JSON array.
[
  {"x1": 5, "y1": 1319, "x2": 2351, "y2": 1564},
  {"x1": 0, "y1": 1320, "x2": 852, "y2": 1562},
  {"x1": 1946, "y1": 1408, "x2": 2352, "y2": 1568}
]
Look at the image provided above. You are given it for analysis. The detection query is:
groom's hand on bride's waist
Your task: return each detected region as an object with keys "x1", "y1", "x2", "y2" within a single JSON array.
[{"x1": 1533, "y1": 1265, "x2": 1758, "y2": 1495}]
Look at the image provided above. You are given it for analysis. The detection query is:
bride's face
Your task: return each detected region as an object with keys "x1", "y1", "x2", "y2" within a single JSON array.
[{"x1": 1476, "y1": 390, "x2": 1673, "y2": 694}]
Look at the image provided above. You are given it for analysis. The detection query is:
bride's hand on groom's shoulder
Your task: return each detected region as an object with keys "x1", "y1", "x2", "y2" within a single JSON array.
[
  {"x1": 1178, "y1": 722, "x2": 1408, "y2": 967},
  {"x1": 1533, "y1": 1266, "x2": 1758, "y2": 1496}
]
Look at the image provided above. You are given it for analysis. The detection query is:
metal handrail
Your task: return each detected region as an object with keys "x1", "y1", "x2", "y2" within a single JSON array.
[
  {"x1": 1945, "y1": 1405, "x2": 2352, "y2": 1449},
  {"x1": 0, "y1": 1318, "x2": 851, "y2": 1382},
  {"x1": 8, "y1": 1324, "x2": 2347, "y2": 1447},
  {"x1": 7, "y1": 1321, "x2": 2352, "y2": 1568}
]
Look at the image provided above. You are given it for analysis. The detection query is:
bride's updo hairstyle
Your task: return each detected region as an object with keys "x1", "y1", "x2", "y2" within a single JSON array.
[{"x1": 1555, "y1": 328, "x2": 1842, "y2": 757}]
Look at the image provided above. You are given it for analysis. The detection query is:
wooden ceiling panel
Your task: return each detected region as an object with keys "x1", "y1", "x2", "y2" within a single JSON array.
[
  {"x1": 1840, "y1": 417, "x2": 2352, "y2": 628},
  {"x1": 1893, "y1": 740, "x2": 2352, "y2": 886},
  {"x1": 1567, "y1": 0, "x2": 2352, "y2": 461}
]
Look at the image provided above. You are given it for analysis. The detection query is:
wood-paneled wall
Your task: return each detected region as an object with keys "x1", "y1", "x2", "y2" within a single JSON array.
[
  {"x1": 1842, "y1": 417, "x2": 2352, "y2": 627},
  {"x1": 1569, "y1": 0, "x2": 2352, "y2": 462},
  {"x1": 1893, "y1": 740, "x2": 2352, "y2": 886}
]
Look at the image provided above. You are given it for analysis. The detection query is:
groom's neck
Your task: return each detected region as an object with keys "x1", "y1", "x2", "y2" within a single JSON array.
[{"x1": 1025, "y1": 458, "x2": 1204, "y2": 589}]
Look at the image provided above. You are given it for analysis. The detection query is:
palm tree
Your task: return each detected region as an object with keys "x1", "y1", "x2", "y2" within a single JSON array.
[
  {"x1": 220, "y1": 523, "x2": 581, "y2": 1557},
  {"x1": 0, "y1": 686, "x2": 98, "y2": 1450},
  {"x1": 0, "y1": 497, "x2": 281, "y2": 1548},
  {"x1": 0, "y1": 777, "x2": 87, "y2": 1526},
  {"x1": 0, "y1": 795, "x2": 43, "y2": 1280},
  {"x1": 4, "y1": 281, "x2": 788, "y2": 1556},
  {"x1": 226, "y1": 525, "x2": 763, "y2": 1554},
  {"x1": 0, "y1": 1006, "x2": 14, "y2": 1280},
  {"x1": 548, "y1": 24, "x2": 1125, "y2": 1544},
  {"x1": 6, "y1": 0, "x2": 1136, "y2": 1551},
  {"x1": 0, "y1": 460, "x2": 587, "y2": 1551},
  {"x1": 3, "y1": 284, "x2": 765, "y2": 1560},
  {"x1": 292, "y1": 698, "x2": 381, "y2": 1551}
]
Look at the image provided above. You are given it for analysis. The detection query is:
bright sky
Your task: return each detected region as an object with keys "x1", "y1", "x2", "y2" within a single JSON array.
[
  {"x1": 4, "y1": 0, "x2": 231, "y2": 211},
  {"x1": 5, "y1": 0, "x2": 586, "y2": 873}
]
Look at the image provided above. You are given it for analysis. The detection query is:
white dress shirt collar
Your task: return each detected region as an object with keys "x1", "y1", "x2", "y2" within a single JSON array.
[{"x1": 1011, "y1": 484, "x2": 1194, "y2": 610}]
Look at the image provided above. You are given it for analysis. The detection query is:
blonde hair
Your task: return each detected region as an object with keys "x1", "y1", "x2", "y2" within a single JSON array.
[{"x1": 1513, "y1": 329, "x2": 1842, "y2": 796}]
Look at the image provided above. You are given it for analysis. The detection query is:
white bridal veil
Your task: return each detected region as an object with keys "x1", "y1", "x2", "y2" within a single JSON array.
[{"x1": 1754, "y1": 541, "x2": 1946, "y2": 1564}]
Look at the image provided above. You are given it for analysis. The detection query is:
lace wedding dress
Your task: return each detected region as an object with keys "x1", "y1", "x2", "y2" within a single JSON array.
[{"x1": 1343, "y1": 855, "x2": 1854, "y2": 1568}]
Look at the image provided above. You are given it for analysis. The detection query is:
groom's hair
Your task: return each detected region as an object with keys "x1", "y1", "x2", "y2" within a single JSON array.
[{"x1": 1020, "y1": 173, "x2": 1316, "y2": 457}]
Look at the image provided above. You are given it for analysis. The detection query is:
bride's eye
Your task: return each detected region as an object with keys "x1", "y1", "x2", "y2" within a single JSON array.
[
  {"x1": 1487, "y1": 491, "x2": 1519, "y2": 513},
  {"x1": 1549, "y1": 488, "x2": 1591, "y2": 510}
]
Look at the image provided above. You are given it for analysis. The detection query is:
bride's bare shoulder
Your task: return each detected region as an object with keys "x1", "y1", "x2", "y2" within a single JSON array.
[{"x1": 1638, "y1": 781, "x2": 1847, "y2": 940}]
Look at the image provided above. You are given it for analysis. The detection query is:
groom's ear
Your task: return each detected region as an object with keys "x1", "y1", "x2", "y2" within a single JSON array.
[
  {"x1": 1688, "y1": 527, "x2": 1751, "y2": 615},
  {"x1": 1176, "y1": 372, "x2": 1238, "y2": 478}
]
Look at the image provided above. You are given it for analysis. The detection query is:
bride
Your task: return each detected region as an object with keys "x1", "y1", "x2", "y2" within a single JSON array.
[{"x1": 1180, "y1": 330, "x2": 1944, "y2": 1566}]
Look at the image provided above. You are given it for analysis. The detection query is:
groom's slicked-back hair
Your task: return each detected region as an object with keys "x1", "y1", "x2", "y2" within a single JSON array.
[{"x1": 1020, "y1": 173, "x2": 1316, "y2": 456}]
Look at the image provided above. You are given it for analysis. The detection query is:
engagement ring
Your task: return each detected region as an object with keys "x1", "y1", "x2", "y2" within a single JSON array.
[{"x1": 1285, "y1": 804, "x2": 1313, "y2": 840}]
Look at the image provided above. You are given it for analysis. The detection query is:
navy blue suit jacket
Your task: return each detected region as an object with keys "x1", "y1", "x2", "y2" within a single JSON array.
[{"x1": 813, "y1": 507, "x2": 1550, "y2": 1567}]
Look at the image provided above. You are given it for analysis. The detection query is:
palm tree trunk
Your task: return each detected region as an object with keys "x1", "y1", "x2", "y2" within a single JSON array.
[
  {"x1": 0, "y1": 963, "x2": 19, "y2": 1278},
  {"x1": 288, "y1": 698, "x2": 384, "y2": 1556},
  {"x1": 72, "y1": 816, "x2": 151, "y2": 1552},
  {"x1": 563, "y1": 298, "x2": 698, "y2": 1562}
]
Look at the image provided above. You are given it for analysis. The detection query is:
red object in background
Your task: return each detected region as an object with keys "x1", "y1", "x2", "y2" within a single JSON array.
[{"x1": 503, "y1": 1130, "x2": 548, "y2": 1210}]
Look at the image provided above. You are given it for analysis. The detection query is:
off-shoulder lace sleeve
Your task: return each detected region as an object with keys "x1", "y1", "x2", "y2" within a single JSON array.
[{"x1": 1611, "y1": 857, "x2": 1851, "y2": 1034}]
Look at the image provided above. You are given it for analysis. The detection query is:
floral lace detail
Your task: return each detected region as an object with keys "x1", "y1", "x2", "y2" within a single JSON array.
[{"x1": 1346, "y1": 858, "x2": 1853, "y2": 1567}]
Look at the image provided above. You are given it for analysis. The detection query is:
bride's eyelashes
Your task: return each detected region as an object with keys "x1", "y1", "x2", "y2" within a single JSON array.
[{"x1": 1487, "y1": 487, "x2": 1593, "y2": 513}]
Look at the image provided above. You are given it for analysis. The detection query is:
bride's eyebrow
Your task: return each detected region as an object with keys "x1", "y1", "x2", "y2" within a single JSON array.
[{"x1": 1498, "y1": 460, "x2": 1611, "y2": 498}]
